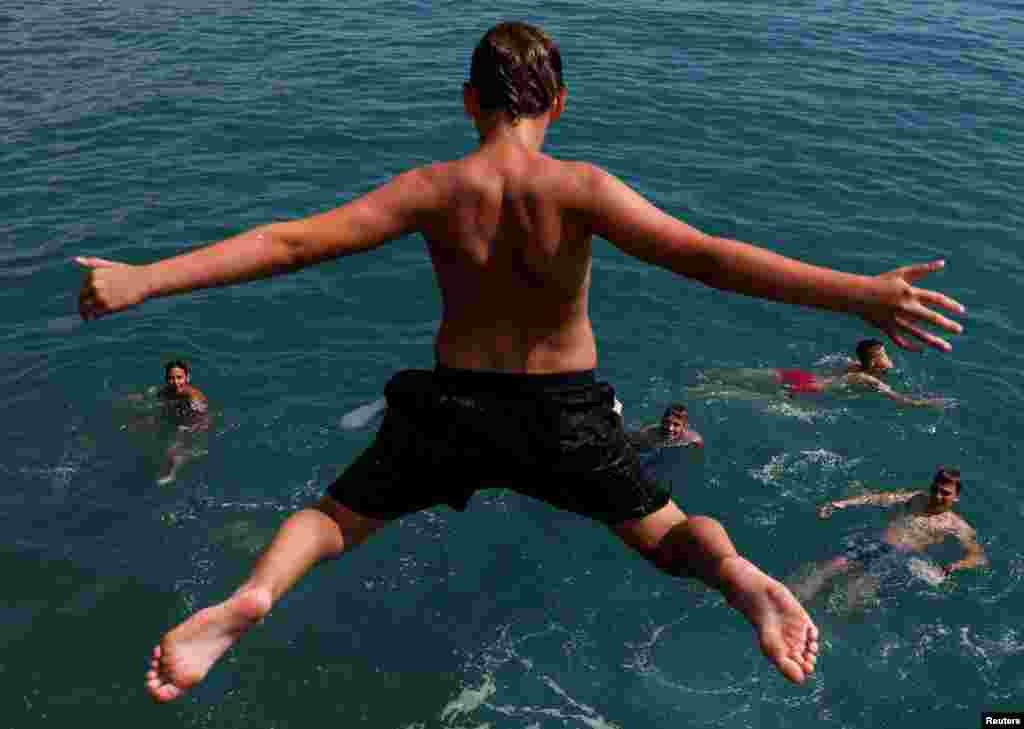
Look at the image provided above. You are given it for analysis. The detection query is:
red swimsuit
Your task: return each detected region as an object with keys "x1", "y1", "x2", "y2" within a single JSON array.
[{"x1": 776, "y1": 369, "x2": 826, "y2": 394}]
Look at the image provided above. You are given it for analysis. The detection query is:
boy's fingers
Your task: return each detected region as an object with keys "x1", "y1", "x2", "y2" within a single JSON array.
[
  {"x1": 885, "y1": 327, "x2": 922, "y2": 352},
  {"x1": 906, "y1": 301, "x2": 963, "y2": 334},
  {"x1": 899, "y1": 259, "x2": 945, "y2": 283},
  {"x1": 74, "y1": 256, "x2": 118, "y2": 268},
  {"x1": 894, "y1": 316, "x2": 950, "y2": 352},
  {"x1": 916, "y1": 287, "x2": 965, "y2": 315}
]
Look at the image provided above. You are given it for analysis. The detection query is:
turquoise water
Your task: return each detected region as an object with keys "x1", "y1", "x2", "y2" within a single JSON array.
[{"x1": 4, "y1": 1, "x2": 1023, "y2": 726}]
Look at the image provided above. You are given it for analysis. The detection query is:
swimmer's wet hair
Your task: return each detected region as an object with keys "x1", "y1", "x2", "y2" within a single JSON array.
[
  {"x1": 665, "y1": 403, "x2": 688, "y2": 416},
  {"x1": 469, "y1": 22, "x2": 564, "y2": 121},
  {"x1": 855, "y1": 339, "x2": 885, "y2": 366},
  {"x1": 165, "y1": 359, "x2": 191, "y2": 378},
  {"x1": 932, "y1": 467, "x2": 962, "y2": 493}
]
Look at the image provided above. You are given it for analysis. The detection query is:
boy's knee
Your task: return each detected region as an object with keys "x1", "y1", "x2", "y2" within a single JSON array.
[
  {"x1": 314, "y1": 495, "x2": 388, "y2": 552},
  {"x1": 621, "y1": 514, "x2": 736, "y2": 580}
]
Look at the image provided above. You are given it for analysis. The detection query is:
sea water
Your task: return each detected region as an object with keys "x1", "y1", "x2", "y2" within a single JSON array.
[{"x1": 3, "y1": 1, "x2": 1023, "y2": 726}]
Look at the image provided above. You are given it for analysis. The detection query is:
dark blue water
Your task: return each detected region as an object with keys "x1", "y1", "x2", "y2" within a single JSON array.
[{"x1": 4, "y1": 1, "x2": 1023, "y2": 726}]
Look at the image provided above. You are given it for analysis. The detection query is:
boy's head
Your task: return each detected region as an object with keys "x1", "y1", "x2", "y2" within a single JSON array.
[
  {"x1": 467, "y1": 22, "x2": 564, "y2": 122},
  {"x1": 165, "y1": 360, "x2": 191, "y2": 392},
  {"x1": 930, "y1": 467, "x2": 961, "y2": 509},
  {"x1": 931, "y1": 467, "x2": 962, "y2": 494},
  {"x1": 660, "y1": 403, "x2": 689, "y2": 436},
  {"x1": 855, "y1": 339, "x2": 892, "y2": 371}
]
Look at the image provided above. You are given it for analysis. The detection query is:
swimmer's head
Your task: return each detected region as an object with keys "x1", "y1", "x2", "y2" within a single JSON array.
[
  {"x1": 165, "y1": 360, "x2": 190, "y2": 394},
  {"x1": 856, "y1": 339, "x2": 892, "y2": 372},
  {"x1": 930, "y1": 467, "x2": 961, "y2": 509},
  {"x1": 467, "y1": 22, "x2": 565, "y2": 124},
  {"x1": 660, "y1": 403, "x2": 690, "y2": 438}
]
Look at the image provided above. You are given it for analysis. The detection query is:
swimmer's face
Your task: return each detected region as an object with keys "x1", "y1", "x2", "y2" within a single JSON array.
[
  {"x1": 930, "y1": 479, "x2": 960, "y2": 509},
  {"x1": 166, "y1": 366, "x2": 189, "y2": 394},
  {"x1": 661, "y1": 412, "x2": 689, "y2": 438},
  {"x1": 867, "y1": 347, "x2": 894, "y2": 372}
]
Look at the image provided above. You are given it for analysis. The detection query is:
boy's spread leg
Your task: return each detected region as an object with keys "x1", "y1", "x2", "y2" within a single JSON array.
[
  {"x1": 145, "y1": 496, "x2": 385, "y2": 702},
  {"x1": 614, "y1": 501, "x2": 819, "y2": 683}
]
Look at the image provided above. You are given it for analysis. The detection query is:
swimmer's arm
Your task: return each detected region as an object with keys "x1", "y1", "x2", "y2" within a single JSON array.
[
  {"x1": 582, "y1": 165, "x2": 964, "y2": 352},
  {"x1": 944, "y1": 524, "x2": 988, "y2": 574},
  {"x1": 845, "y1": 373, "x2": 947, "y2": 408},
  {"x1": 76, "y1": 167, "x2": 442, "y2": 319},
  {"x1": 821, "y1": 490, "x2": 917, "y2": 516}
]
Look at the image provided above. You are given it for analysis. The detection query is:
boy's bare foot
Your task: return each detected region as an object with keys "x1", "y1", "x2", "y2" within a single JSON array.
[
  {"x1": 720, "y1": 557, "x2": 819, "y2": 683},
  {"x1": 145, "y1": 587, "x2": 272, "y2": 702}
]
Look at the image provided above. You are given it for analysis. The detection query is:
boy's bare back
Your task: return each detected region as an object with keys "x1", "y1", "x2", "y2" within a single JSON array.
[{"x1": 416, "y1": 145, "x2": 598, "y2": 373}]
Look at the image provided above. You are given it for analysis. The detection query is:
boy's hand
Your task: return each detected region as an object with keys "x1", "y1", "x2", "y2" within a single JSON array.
[
  {"x1": 861, "y1": 260, "x2": 965, "y2": 352},
  {"x1": 918, "y1": 396, "x2": 957, "y2": 409},
  {"x1": 76, "y1": 257, "x2": 151, "y2": 320}
]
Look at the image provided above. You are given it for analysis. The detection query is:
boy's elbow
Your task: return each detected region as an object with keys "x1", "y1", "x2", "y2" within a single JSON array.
[{"x1": 662, "y1": 237, "x2": 718, "y2": 284}]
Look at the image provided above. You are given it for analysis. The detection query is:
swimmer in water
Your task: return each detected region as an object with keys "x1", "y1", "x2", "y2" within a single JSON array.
[
  {"x1": 794, "y1": 468, "x2": 987, "y2": 605},
  {"x1": 74, "y1": 20, "x2": 967, "y2": 701},
  {"x1": 629, "y1": 403, "x2": 704, "y2": 450},
  {"x1": 156, "y1": 360, "x2": 209, "y2": 485},
  {"x1": 699, "y1": 339, "x2": 952, "y2": 408},
  {"x1": 159, "y1": 360, "x2": 209, "y2": 418},
  {"x1": 123, "y1": 361, "x2": 210, "y2": 484}
]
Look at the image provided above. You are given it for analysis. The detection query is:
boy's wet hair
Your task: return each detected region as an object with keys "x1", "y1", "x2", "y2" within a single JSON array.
[
  {"x1": 469, "y1": 22, "x2": 564, "y2": 121},
  {"x1": 855, "y1": 338, "x2": 885, "y2": 367},
  {"x1": 932, "y1": 467, "x2": 962, "y2": 494},
  {"x1": 664, "y1": 403, "x2": 688, "y2": 417},
  {"x1": 165, "y1": 359, "x2": 190, "y2": 378}
]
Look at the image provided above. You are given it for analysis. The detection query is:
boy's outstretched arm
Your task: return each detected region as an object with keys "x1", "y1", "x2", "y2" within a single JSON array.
[
  {"x1": 77, "y1": 168, "x2": 441, "y2": 320},
  {"x1": 944, "y1": 523, "x2": 988, "y2": 574},
  {"x1": 844, "y1": 372, "x2": 952, "y2": 408},
  {"x1": 817, "y1": 490, "x2": 917, "y2": 518},
  {"x1": 582, "y1": 165, "x2": 965, "y2": 352}
]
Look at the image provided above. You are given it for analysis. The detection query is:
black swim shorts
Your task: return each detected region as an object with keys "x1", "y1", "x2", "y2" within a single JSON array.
[{"x1": 328, "y1": 367, "x2": 671, "y2": 524}]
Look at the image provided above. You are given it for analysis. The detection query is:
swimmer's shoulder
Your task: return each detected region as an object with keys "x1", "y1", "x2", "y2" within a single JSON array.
[
  {"x1": 186, "y1": 386, "x2": 209, "y2": 412},
  {"x1": 183, "y1": 384, "x2": 207, "y2": 402},
  {"x1": 947, "y1": 511, "x2": 977, "y2": 536}
]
